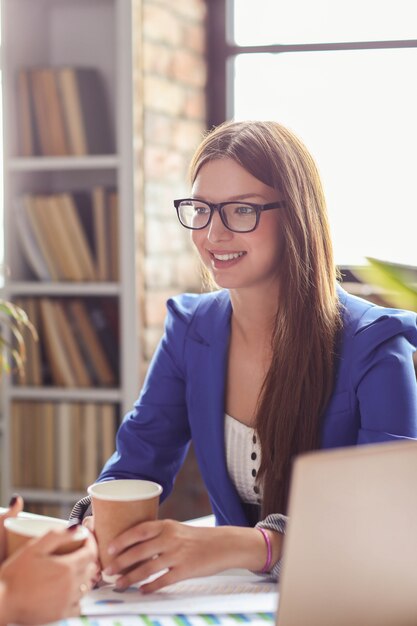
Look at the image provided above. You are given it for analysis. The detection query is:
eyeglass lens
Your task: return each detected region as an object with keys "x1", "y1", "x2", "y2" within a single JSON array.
[{"x1": 177, "y1": 200, "x2": 257, "y2": 232}]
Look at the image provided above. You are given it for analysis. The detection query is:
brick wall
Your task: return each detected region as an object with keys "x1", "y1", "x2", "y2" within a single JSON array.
[
  {"x1": 138, "y1": 0, "x2": 207, "y2": 367},
  {"x1": 132, "y1": 0, "x2": 212, "y2": 520}
]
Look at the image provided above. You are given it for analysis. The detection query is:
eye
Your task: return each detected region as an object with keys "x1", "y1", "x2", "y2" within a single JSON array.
[
  {"x1": 194, "y1": 203, "x2": 210, "y2": 215},
  {"x1": 234, "y1": 204, "x2": 256, "y2": 215}
]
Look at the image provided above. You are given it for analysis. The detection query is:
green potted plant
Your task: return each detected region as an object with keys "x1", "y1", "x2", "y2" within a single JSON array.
[
  {"x1": 354, "y1": 258, "x2": 417, "y2": 371},
  {"x1": 0, "y1": 299, "x2": 37, "y2": 377},
  {"x1": 354, "y1": 257, "x2": 417, "y2": 311}
]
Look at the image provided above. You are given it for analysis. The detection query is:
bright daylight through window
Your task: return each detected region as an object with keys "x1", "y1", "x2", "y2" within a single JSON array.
[
  {"x1": 0, "y1": 13, "x2": 3, "y2": 285},
  {"x1": 232, "y1": 0, "x2": 417, "y2": 267}
]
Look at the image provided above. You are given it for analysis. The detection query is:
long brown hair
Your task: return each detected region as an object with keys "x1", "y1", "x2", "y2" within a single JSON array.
[{"x1": 190, "y1": 121, "x2": 341, "y2": 515}]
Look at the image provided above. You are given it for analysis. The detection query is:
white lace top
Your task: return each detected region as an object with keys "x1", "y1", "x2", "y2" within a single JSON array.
[{"x1": 224, "y1": 413, "x2": 263, "y2": 505}]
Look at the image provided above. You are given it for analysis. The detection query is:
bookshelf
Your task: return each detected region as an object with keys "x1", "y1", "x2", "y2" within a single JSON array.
[{"x1": 0, "y1": 0, "x2": 140, "y2": 517}]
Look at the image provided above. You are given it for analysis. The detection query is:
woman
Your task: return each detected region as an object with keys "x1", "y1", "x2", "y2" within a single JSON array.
[
  {"x1": 73, "y1": 120, "x2": 417, "y2": 592},
  {"x1": 0, "y1": 495, "x2": 98, "y2": 625}
]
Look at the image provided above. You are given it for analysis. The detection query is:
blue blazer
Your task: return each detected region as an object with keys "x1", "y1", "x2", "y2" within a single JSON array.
[{"x1": 100, "y1": 286, "x2": 417, "y2": 526}]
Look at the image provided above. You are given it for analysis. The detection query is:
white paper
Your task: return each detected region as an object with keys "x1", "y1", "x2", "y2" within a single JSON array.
[{"x1": 81, "y1": 573, "x2": 279, "y2": 616}]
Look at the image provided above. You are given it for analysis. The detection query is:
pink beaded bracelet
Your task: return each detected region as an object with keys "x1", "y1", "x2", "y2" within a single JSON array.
[{"x1": 257, "y1": 527, "x2": 272, "y2": 573}]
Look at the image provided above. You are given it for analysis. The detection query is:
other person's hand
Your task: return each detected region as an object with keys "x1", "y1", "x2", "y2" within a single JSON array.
[
  {"x1": 0, "y1": 495, "x2": 23, "y2": 563},
  {"x1": 0, "y1": 526, "x2": 98, "y2": 625}
]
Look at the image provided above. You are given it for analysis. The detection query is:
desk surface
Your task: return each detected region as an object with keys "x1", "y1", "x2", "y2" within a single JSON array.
[{"x1": 1, "y1": 510, "x2": 276, "y2": 626}]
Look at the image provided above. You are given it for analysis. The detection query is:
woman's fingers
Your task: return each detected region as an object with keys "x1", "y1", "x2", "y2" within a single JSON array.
[
  {"x1": 104, "y1": 519, "x2": 185, "y2": 579},
  {"x1": 105, "y1": 534, "x2": 164, "y2": 576},
  {"x1": 108, "y1": 520, "x2": 164, "y2": 557},
  {"x1": 114, "y1": 553, "x2": 170, "y2": 590},
  {"x1": 102, "y1": 521, "x2": 239, "y2": 592},
  {"x1": 139, "y1": 568, "x2": 183, "y2": 594},
  {"x1": 82, "y1": 515, "x2": 95, "y2": 532}
]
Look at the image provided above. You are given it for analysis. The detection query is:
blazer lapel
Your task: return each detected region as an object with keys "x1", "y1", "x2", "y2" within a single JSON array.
[{"x1": 185, "y1": 291, "x2": 250, "y2": 526}]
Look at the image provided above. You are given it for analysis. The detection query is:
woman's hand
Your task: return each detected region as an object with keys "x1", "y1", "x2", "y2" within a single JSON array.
[
  {"x1": 0, "y1": 495, "x2": 23, "y2": 563},
  {"x1": 0, "y1": 527, "x2": 98, "y2": 625},
  {"x1": 82, "y1": 514, "x2": 102, "y2": 587},
  {"x1": 103, "y1": 519, "x2": 283, "y2": 593}
]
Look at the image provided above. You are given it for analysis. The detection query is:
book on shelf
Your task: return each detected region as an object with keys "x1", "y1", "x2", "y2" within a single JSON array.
[
  {"x1": 16, "y1": 68, "x2": 39, "y2": 157},
  {"x1": 57, "y1": 193, "x2": 97, "y2": 281},
  {"x1": 42, "y1": 402, "x2": 56, "y2": 490},
  {"x1": 68, "y1": 299, "x2": 117, "y2": 387},
  {"x1": 92, "y1": 186, "x2": 108, "y2": 281},
  {"x1": 39, "y1": 298, "x2": 78, "y2": 387},
  {"x1": 17, "y1": 189, "x2": 118, "y2": 283},
  {"x1": 11, "y1": 400, "x2": 119, "y2": 494},
  {"x1": 72, "y1": 186, "x2": 118, "y2": 281},
  {"x1": 52, "y1": 300, "x2": 92, "y2": 387},
  {"x1": 16, "y1": 65, "x2": 114, "y2": 157},
  {"x1": 86, "y1": 298, "x2": 119, "y2": 371},
  {"x1": 11, "y1": 401, "x2": 22, "y2": 487},
  {"x1": 30, "y1": 67, "x2": 70, "y2": 156},
  {"x1": 83, "y1": 402, "x2": 99, "y2": 488},
  {"x1": 44, "y1": 194, "x2": 85, "y2": 281},
  {"x1": 108, "y1": 190, "x2": 119, "y2": 281},
  {"x1": 31, "y1": 194, "x2": 71, "y2": 279},
  {"x1": 56, "y1": 402, "x2": 73, "y2": 491},
  {"x1": 20, "y1": 194, "x2": 59, "y2": 280},
  {"x1": 15, "y1": 297, "x2": 118, "y2": 388},
  {"x1": 13, "y1": 297, "x2": 43, "y2": 386},
  {"x1": 56, "y1": 66, "x2": 115, "y2": 156},
  {"x1": 100, "y1": 402, "x2": 117, "y2": 464},
  {"x1": 71, "y1": 403, "x2": 84, "y2": 492},
  {"x1": 15, "y1": 197, "x2": 52, "y2": 281}
]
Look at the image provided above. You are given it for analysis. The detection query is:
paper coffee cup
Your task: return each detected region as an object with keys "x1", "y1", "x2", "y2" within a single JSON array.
[
  {"x1": 87, "y1": 479, "x2": 163, "y2": 570},
  {"x1": 4, "y1": 517, "x2": 89, "y2": 558}
]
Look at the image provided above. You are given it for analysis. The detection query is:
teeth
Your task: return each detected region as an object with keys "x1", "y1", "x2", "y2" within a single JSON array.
[{"x1": 213, "y1": 252, "x2": 244, "y2": 261}]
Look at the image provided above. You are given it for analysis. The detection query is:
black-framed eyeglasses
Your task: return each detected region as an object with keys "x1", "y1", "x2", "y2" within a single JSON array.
[{"x1": 174, "y1": 198, "x2": 285, "y2": 233}]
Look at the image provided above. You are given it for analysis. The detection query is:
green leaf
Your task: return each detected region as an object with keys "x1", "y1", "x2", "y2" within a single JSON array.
[
  {"x1": 355, "y1": 258, "x2": 417, "y2": 311},
  {"x1": 0, "y1": 298, "x2": 38, "y2": 377}
]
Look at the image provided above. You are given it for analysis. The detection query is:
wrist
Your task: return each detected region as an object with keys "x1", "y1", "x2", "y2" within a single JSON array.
[
  {"x1": 213, "y1": 526, "x2": 283, "y2": 572},
  {"x1": 253, "y1": 527, "x2": 283, "y2": 573},
  {"x1": 257, "y1": 527, "x2": 272, "y2": 572}
]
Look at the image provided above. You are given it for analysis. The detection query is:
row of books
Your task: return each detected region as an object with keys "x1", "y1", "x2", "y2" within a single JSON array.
[
  {"x1": 11, "y1": 400, "x2": 118, "y2": 492},
  {"x1": 14, "y1": 296, "x2": 119, "y2": 387},
  {"x1": 17, "y1": 66, "x2": 114, "y2": 157},
  {"x1": 16, "y1": 187, "x2": 119, "y2": 282}
]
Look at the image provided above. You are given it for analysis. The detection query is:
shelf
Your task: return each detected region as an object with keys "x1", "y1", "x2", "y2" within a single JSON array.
[
  {"x1": 0, "y1": 0, "x2": 139, "y2": 516},
  {"x1": 9, "y1": 387, "x2": 123, "y2": 402},
  {"x1": 8, "y1": 155, "x2": 120, "y2": 172},
  {"x1": 7, "y1": 282, "x2": 121, "y2": 296},
  {"x1": 13, "y1": 488, "x2": 87, "y2": 504}
]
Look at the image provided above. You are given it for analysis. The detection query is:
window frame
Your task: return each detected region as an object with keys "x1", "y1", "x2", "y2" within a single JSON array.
[
  {"x1": 206, "y1": 0, "x2": 417, "y2": 275},
  {"x1": 206, "y1": 0, "x2": 417, "y2": 127}
]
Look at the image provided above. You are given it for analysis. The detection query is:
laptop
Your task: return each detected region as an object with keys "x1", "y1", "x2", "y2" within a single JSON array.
[{"x1": 277, "y1": 439, "x2": 417, "y2": 626}]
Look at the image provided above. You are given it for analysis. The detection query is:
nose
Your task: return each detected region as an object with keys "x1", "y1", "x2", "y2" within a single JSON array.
[{"x1": 206, "y1": 209, "x2": 232, "y2": 242}]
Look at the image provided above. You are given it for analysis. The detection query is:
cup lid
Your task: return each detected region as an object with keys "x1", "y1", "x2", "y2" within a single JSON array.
[
  {"x1": 4, "y1": 516, "x2": 88, "y2": 540},
  {"x1": 87, "y1": 479, "x2": 163, "y2": 501}
]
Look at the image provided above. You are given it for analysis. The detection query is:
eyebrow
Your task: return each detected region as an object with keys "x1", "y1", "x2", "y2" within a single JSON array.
[{"x1": 192, "y1": 193, "x2": 267, "y2": 202}]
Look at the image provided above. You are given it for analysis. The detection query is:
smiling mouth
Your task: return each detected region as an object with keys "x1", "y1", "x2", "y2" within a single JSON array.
[{"x1": 211, "y1": 251, "x2": 246, "y2": 261}]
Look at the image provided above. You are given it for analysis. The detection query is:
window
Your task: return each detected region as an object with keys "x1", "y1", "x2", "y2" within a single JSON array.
[
  {"x1": 0, "y1": 11, "x2": 3, "y2": 284},
  {"x1": 207, "y1": 1, "x2": 417, "y2": 267}
]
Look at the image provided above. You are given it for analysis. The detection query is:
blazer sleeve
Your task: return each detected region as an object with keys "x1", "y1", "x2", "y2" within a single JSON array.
[
  {"x1": 351, "y1": 309, "x2": 417, "y2": 444},
  {"x1": 98, "y1": 296, "x2": 195, "y2": 502}
]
